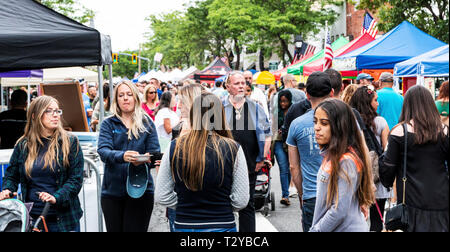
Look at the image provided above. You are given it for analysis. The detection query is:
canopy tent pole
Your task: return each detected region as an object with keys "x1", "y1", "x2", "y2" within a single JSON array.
[
  {"x1": 97, "y1": 66, "x2": 104, "y2": 129},
  {"x1": 108, "y1": 64, "x2": 113, "y2": 101},
  {"x1": 0, "y1": 80, "x2": 3, "y2": 112},
  {"x1": 27, "y1": 77, "x2": 31, "y2": 109}
]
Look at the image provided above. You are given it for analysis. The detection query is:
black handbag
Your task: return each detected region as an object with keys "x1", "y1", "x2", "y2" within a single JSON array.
[{"x1": 384, "y1": 123, "x2": 409, "y2": 232}]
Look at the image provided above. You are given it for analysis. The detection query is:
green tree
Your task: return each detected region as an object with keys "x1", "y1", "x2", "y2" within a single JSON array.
[
  {"x1": 102, "y1": 51, "x2": 144, "y2": 80},
  {"x1": 38, "y1": 0, "x2": 95, "y2": 24},
  {"x1": 144, "y1": 12, "x2": 192, "y2": 69},
  {"x1": 208, "y1": 0, "x2": 254, "y2": 69},
  {"x1": 357, "y1": 0, "x2": 449, "y2": 43},
  {"x1": 251, "y1": 0, "x2": 341, "y2": 64}
]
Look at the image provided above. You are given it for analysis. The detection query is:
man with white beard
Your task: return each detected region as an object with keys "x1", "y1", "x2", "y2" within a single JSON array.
[{"x1": 223, "y1": 71, "x2": 272, "y2": 232}]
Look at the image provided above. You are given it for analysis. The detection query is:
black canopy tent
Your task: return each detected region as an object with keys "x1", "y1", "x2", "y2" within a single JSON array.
[{"x1": 0, "y1": 0, "x2": 113, "y2": 125}]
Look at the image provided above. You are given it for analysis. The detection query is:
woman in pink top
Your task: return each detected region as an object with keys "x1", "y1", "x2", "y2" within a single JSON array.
[{"x1": 142, "y1": 84, "x2": 159, "y2": 120}]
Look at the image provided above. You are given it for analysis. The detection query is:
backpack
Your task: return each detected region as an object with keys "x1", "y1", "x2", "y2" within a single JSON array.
[
  {"x1": 364, "y1": 125, "x2": 384, "y2": 183},
  {"x1": 352, "y1": 110, "x2": 383, "y2": 183}
]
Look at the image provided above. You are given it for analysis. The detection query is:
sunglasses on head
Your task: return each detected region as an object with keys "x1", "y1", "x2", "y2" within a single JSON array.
[{"x1": 366, "y1": 85, "x2": 375, "y2": 94}]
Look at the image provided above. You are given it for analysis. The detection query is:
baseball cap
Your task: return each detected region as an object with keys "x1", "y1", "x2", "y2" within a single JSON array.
[
  {"x1": 306, "y1": 72, "x2": 332, "y2": 98},
  {"x1": 356, "y1": 73, "x2": 374, "y2": 81},
  {"x1": 126, "y1": 163, "x2": 149, "y2": 199},
  {"x1": 379, "y1": 72, "x2": 394, "y2": 82}
]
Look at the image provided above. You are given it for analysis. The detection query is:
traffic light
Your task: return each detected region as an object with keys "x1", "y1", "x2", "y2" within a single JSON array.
[
  {"x1": 132, "y1": 54, "x2": 138, "y2": 64},
  {"x1": 112, "y1": 53, "x2": 118, "y2": 64}
]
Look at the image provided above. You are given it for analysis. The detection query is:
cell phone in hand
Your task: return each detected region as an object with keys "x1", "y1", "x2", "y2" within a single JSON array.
[
  {"x1": 150, "y1": 152, "x2": 163, "y2": 162},
  {"x1": 133, "y1": 154, "x2": 150, "y2": 162}
]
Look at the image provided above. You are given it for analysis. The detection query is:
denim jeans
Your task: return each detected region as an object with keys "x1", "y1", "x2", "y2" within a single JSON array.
[
  {"x1": 301, "y1": 197, "x2": 316, "y2": 232},
  {"x1": 274, "y1": 141, "x2": 291, "y2": 199},
  {"x1": 175, "y1": 226, "x2": 237, "y2": 232},
  {"x1": 167, "y1": 207, "x2": 176, "y2": 232}
]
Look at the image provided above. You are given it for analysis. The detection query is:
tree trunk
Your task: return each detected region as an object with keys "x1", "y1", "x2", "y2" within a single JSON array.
[
  {"x1": 259, "y1": 47, "x2": 265, "y2": 71},
  {"x1": 279, "y1": 36, "x2": 293, "y2": 63},
  {"x1": 233, "y1": 38, "x2": 241, "y2": 70}
]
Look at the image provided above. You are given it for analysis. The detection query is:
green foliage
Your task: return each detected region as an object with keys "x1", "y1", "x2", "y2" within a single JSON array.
[
  {"x1": 38, "y1": 0, "x2": 95, "y2": 24},
  {"x1": 357, "y1": 0, "x2": 449, "y2": 43},
  {"x1": 143, "y1": 0, "x2": 343, "y2": 69},
  {"x1": 101, "y1": 51, "x2": 148, "y2": 80}
]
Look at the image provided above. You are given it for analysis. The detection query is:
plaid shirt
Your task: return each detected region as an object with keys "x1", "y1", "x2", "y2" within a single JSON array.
[{"x1": 2, "y1": 134, "x2": 84, "y2": 232}]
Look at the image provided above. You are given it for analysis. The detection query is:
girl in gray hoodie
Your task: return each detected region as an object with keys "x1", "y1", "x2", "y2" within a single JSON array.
[{"x1": 310, "y1": 99, "x2": 375, "y2": 232}]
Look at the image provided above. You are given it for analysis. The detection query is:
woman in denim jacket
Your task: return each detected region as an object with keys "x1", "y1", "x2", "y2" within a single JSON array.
[{"x1": 97, "y1": 80, "x2": 160, "y2": 232}]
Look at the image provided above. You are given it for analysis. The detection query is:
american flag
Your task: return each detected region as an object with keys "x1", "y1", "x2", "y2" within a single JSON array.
[
  {"x1": 323, "y1": 31, "x2": 333, "y2": 70},
  {"x1": 361, "y1": 12, "x2": 378, "y2": 38},
  {"x1": 304, "y1": 43, "x2": 316, "y2": 56},
  {"x1": 292, "y1": 43, "x2": 316, "y2": 64}
]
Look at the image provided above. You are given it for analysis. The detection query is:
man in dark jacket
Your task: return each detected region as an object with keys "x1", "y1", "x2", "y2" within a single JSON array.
[{"x1": 0, "y1": 89, "x2": 27, "y2": 149}]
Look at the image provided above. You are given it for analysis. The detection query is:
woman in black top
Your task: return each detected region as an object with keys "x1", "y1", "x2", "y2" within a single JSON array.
[{"x1": 379, "y1": 85, "x2": 449, "y2": 232}]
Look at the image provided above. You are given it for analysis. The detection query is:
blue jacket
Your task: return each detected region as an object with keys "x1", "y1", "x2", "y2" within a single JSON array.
[
  {"x1": 97, "y1": 115, "x2": 160, "y2": 198},
  {"x1": 223, "y1": 96, "x2": 272, "y2": 163}
]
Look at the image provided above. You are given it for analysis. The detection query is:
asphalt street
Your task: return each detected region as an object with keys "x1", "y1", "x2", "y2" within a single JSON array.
[{"x1": 148, "y1": 162, "x2": 304, "y2": 232}]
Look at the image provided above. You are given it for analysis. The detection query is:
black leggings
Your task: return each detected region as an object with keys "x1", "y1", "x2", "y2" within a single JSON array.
[
  {"x1": 239, "y1": 173, "x2": 256, "y2": 232},
  {"x1": 370, "y1": 198, "x2": 387, "y2": 232},
  {"x1": 101, "y1": 194, "x2": 154, "y2": 232}
]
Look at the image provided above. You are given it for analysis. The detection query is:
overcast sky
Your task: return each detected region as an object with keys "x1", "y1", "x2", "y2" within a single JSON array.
[{"x1": 78, "y1": 0, "x2": 190, "y2": 52}]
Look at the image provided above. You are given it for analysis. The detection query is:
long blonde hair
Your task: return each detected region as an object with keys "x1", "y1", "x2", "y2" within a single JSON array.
[
  {"x1": 18, "y1": 96, "x2": 71, "y2": 178},
  {"x1": 171, "y1": 92, "x2": 237, "y2": 191},
  {"x1": 341, "y1": 84, "x2": 358, "y2": 104},
  {"x1": 110, "y1": 80, "x2": 151, "y2": 140},
  {"x1": 178, "y1": 84, "x2": 204, "y2": 119}
]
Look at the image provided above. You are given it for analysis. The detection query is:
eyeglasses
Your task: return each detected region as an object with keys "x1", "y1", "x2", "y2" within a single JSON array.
[
  {"x1": 44, "y1": 109, "x2": 63, "y2": 116},
  {"x1": 148, "y1": 91, "x2": 156, "y2": 94}
]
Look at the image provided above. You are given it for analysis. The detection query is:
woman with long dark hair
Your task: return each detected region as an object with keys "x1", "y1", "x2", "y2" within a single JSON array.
[
  {"x1": 154, "y1": 91, "x2": 179, "y2": 150},
  {"x1": 155, "y1": 92, "x2": 249, "y2": 232},
  {"x1": 380, "y1": 85, "x2": 449, "y2": 232},
  {"x1": 310, "y1": 99, "x2": 375, "y2": 232},
  {"x1": 349, "y1": 85, "x2": 391, "y2": 232}
]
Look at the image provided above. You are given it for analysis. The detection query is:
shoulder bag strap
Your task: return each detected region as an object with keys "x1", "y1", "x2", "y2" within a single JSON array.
[{"x1": 401, "y1": 123, "x2": 408, "y2": 205}]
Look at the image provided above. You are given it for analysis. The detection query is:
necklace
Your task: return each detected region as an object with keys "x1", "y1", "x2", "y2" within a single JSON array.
[
  {"x1": 235, "y1": 105, "x2": 244, "y2": 120},
  {"x1": 229, "y1": 96, "x2": 245, "y2": 120}
]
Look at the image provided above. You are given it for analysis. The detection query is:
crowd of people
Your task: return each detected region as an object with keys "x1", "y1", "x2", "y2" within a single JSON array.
[{"x1": 0, "y1": 68, "x2": 448, "y2": 232}]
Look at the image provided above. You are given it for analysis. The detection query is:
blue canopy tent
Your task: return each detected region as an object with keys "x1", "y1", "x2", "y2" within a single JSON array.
[
  {"x1": 335, "y1": 21, "x2": 447, "y2": 70},
  {"x1": 394, "y1": 45, "x2": 449, "y2": 78},
  {"x1": 0, "y1": 70, "x2": 44, "y2": 110}
]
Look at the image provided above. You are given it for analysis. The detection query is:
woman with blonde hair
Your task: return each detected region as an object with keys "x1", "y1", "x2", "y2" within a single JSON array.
[
  {"x1": 97, "y1": 80, "x2": 161, "y2": 232},
  {"x1": 172, "y1": 84, "x2": 204, "y2": 139},
  {"x1": 155, "y1": 93, "x2": 249, "y2": 232},
  {"x1": 142, "y1": 84, "x2": 159, "y2": 121},
  {"x1": 0, "y1": 95, "x2": 84, "y2": 232},
  {"x1": 341, "y1": 84, "x2": 359, "y2": 104}
]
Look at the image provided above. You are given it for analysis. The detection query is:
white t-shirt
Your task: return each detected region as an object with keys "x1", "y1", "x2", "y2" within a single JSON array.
[{"x1": 155, "y1": 107, "x2": 179, "y2": 141}]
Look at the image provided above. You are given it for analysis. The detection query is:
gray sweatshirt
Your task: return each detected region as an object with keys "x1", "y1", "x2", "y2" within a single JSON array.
[{"x1": 310, "y1": 156, "x2": 369, "y2": 232}]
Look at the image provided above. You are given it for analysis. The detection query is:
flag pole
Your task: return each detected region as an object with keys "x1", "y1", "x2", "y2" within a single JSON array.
[{"x1": 323, "y1": 20, "x2": 328, "y2": 70}]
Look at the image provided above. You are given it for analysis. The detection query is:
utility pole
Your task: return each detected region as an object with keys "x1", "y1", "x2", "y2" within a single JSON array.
[{"x1": 138, "y1": 43, "x2": 142, "y2": 74}]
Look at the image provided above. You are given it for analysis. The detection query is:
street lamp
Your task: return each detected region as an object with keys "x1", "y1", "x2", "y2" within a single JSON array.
[{"x1": 294, "y1": 35, "x2": 303, "y2": 61}]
